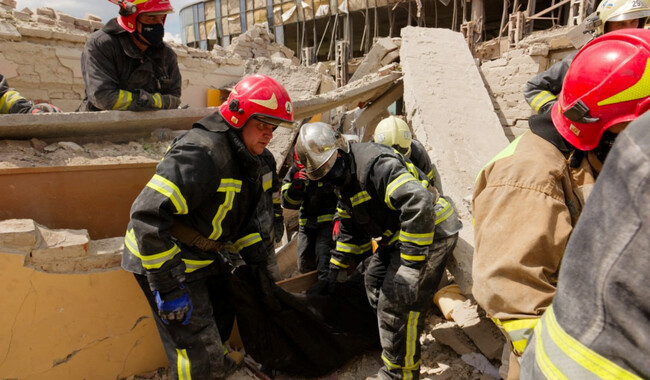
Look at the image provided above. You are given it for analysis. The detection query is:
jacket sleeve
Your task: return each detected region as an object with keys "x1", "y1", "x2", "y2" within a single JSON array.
[
  {"x1": 281, "y1": 165, "x2": 305, "y2": 209},
  {"x1": 523, "y1": 52, "x2": 576, "y2": 114},
  {"x1": 329, "y1": 203, "x2": 373, "y2": 270},
  {"x1": 370, "y1": 155, "x2": 436, "y2": 269},
  {"x1": 81, "y1": 37, "x2": 173, "y2": 111},
  {"x1": 165, "y1": 48, "x2": 182, "y2": 98},
  {"x1": 0, "y1": 74, "x2": 34, "y2": 114},
  {"x1": 127, "y1": 143, "x2": 220, "y2": 291}
]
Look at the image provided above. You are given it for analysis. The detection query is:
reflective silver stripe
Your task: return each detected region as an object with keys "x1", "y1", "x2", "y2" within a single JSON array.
[
  {"x1": 299, "y1": 218, "x2": 307, "y2": 226},
  {"x1": 493, "y1": 317, "x2": 538, "y2": 354},
  {"x1": 337, "y1": 207, "x2": 351, "y2": 219},
  {"x1": 230, "y1": 233, "x2": 262, "y2": 252},
  {"x1": 534, "y1": 306, "x2": 642, "y2": 380},
  {"x1": 176, "y1": 348, "x2": 191, "y2": 380},
  {"x1": 531, "y1": 90, "x2": 557, "y2": 112},
  {"x1": 125, "y1": 229, "x2": 181, "y2": 270},
  {"x1": 1, "y1": 90, "x2": 24, "y2": 113},
  {"x1": 405, "y1": 311, "x2": 420, "y2": 379},
  {"x1": 262, "y1": 172, "x2": 273, "y2": 191},
  {"x1": 385, "y1": 173, "x2": 419, "y2": 210},
  {"x1": 351, "y1": 191, "x2": 371, "y2": 206},
  {"x1": 336, "y1": 241, "x2": 360, "y2": 254},
  {"x1": 399, "y1": 230, "x2": 434, "y2": 246},
  {"x1": 146, "y1": 174, "x2": 189, "y2": 215},
  {"x1": 330, "y1": 257, "x2": 349, "y2": 268},
  {"x1": 435, "y1": 197, "x2": 454, "y2": 225},
  {"x1": 112, "y1": 89, "x2": 133, "y2": 110},
  {"x1": 317, "y1": 214, "x2": 334, "y2": 223},
  {"x1": 209, "y1": 179, "x2": 242, "y2": 240},
  {"x1": 182, "y1": 259, "x2": 214, "y2": 273}
]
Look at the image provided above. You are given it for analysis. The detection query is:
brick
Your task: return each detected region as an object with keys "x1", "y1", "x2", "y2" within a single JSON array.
[
  {"x1": 0, "y1": 20, "x2": 20, "y2": 40},
  {"x1": 0, "y1": 219, "x2": 38, "y2": 252},
  {"x1": 30, "y1": 227, "x2": 89, "y2": 260},
  {"x1": 37, "y1": 15, "x2": 56, "y2": 25},
  {"x1": 35, "y1": 7, "x2": 55, "y2": 18},
  {"x1": 12, "y1": 10, "x2": 31, "y2": 21}
]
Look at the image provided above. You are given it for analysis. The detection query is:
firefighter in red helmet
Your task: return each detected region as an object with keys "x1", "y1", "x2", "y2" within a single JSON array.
[
  {"x1": 78, "y1": 0, "x2": 181, "y2": 112},
  {"x1": 473, "y1": 29, "x2": 650, "y2": 379},
  {"x1": 122, "y1": 74, "x2": 296, "y2": 379}
]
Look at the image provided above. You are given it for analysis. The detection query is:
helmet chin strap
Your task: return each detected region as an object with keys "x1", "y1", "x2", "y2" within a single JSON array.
[{"x1": 133, "y1": 30, "x2": 153, "y2": 47}]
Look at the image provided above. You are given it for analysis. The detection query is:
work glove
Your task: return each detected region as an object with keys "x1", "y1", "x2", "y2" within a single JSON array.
[
  {"x1": 156, "y1": 93, "x2": 181, "y2": 110},
  {"x1": 393, "y1": 265, "x2": 422, "y2": 304},
  {"x1": 291, "y1": 169, "x2": 309, "y2": 189},
  {"x1": 273, "y1": 218, "x2": 284, "y2": 244},
  {"x1": 325, "y1": 267, "x2": 347, "y2": 294},
  {"x1": 30, "y1": 103, "x2": 62, "y2": 113},
  {"x1": 154, "y1": 284, "x2": 193, "y2": 325},
  {"x1": 137, "y1": 90, "x2": 181, "y2": 110}
]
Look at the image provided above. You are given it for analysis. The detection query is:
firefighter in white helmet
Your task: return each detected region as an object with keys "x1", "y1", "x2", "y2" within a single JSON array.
[
  {"x1": 373, "y1": 115, "x2": 443, "y2": 193},
  {"x1": 523, "y1": 0, "x2": 650, "y2": 114}
]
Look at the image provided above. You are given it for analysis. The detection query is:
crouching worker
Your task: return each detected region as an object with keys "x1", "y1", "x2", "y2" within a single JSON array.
[
  {"x1": 295, "y1": 122, "x2": 462, "y2": 380},
  {"x1": 122, "y1": 74, "x2": 296, "y2": 379},
  {"x1": 1, "y1": 74, "x2": 61, "y2": 114}
]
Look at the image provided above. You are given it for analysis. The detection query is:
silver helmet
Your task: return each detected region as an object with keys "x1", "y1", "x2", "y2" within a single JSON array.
[{"x1": 295, "y1": 122, "x2": 350, "y2": 180}]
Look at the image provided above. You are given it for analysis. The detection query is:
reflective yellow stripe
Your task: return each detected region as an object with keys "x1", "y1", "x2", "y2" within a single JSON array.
[
  {"x1": 317, "y1": 214, "x2": 334, "y2": 223},
  {"x1": 399, "y1": 230, "x2": 434, "y2": 246},
  {"x1": 598, "y1": 58, "x2": 650, "y2": 106},
  {"x1": 385, "y1": 173, "x2": 419, "y2": 210},
  {"x1": 351, "y1": 191, "x2": 371, "y2": 206},
  {"x1": 299, "y1": 218, "x2": 307, "y2": 226},
  {"x1": 426, "y1": 169, "x2": 434, "y2": 181},
  {"x1": 336, "y1": 241, "x2": 360, "y2": 254},
  {"x1": 146, "y1": 174, "x2": 189, "y2": 214},
  {"x1": 337, "y1": 207, "x2": 351, "y2": 219},
  {"x1": 176, "y1": 348, "x2": 192, "y2": 380},
  {"x1": 535, "y1": 305, "x2": 643, "y2": 380},
  {"x1": 112, "y1": 90, "x2": 133, "y2": 110},
  {"x1": 405, "y1": 311, "x2": 420, "y2": 376},
  {"x1": 125, "y1": 229, "x2": 181, "y2": 270},
  {"x1": 182, "y1": 259, "x2": 214, "y2": 273},
  {"x1": 476, "y1": 133, "x2": 525, "y2": 182},
  {"x1": 493, "y1": 317, "x2": 539, "y2": 355},
  {"x1": 0, "y1": 90, "x2": 25, "y2": 113},
  {"x1": 152, "y1": 92, "x2": 162, "y2": 108},
  {"x1": 282, "y1": 184, "x2": 302, "y2": 205},
  {"x1": 435, "y1": 197, "x2": 454, "y2": 225},
  {"x1": 330, "y1": 257, "x2": 349, "y2": 268},
  {"x1": 401, "y1": 253, "x2": 426, "y2": 261},
  {"x1": 209, "y1": 179, "x2": 242, "y2": 239},
  {"x1": 530, "y1": 90, "x2": 557, "y2": 112},
  {"x1": 262, "y1": 172, "x2": 273, "y2": 191},
  {"x1": 230, "y1": 233, "x2": 262, "y2": 252}
]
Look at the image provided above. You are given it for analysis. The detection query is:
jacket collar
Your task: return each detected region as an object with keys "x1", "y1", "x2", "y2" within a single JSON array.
[
  {"x1": 103, "y1": 18, "x2": 167, "y2": 60},
  {"x1": 529, "y1": 112, "x2": 575, "y2": 154}
]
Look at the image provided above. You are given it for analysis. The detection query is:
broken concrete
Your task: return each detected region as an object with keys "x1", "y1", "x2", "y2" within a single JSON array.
[
  {"x1": 349, "y1": 37, "x2": 401, "y2": 83},
  {"x1": 400, "y1": 27, "x2": 510, "y2": 293}
]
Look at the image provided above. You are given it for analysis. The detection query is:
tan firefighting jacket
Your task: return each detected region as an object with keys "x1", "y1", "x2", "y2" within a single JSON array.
[{"x1": 472, "y1": 130, "x2": 598, "y2": 324}]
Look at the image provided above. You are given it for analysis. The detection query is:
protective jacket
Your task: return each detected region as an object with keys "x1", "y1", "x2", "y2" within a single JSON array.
[
  {"x1": 258, "y1": 149, "x2": 283, "y2": 243},
  {"x1": 330, "y1": 143, "x2": 461, "y2": 271},
  {"x1": 79, "y1": 18, "x2": 181, "y2": 112},
  {"x1": 410, "y1": 139, "x2": 443, "y2": 194},
  {"x1": 521, "y1": 111, "x2": 650, "y2": 380},
  {"x1": 523, "y1": 51, "x2": 577, "y2": 114},
  {"x1": 281, "y1": 164, "x2": 338, "y2": 229},
  {"x1": 122, "y1": 112, "x2": 269, "y2": 292},
  {"x1": 0, "y1": 74, "x2": 33, "y2": 114},
  {"x1": 472, "y1": 113, "x2": 598, "y2": 355}
]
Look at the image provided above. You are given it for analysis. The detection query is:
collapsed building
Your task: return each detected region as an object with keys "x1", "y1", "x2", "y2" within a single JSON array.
[{"x1": 0, "y1": 0, "x2": 583, "y2": 378}]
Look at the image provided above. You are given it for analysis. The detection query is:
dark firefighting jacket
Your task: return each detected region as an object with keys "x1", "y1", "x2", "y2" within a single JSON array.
[
  {"x1": 79, "y1": 18, "x2": 182, "y2": 112},
  {"x1": 409, "y1": 138, "x2": 443, "y2": 194},
  {"x1": 330, "y1": 143, "x2": 461, "y2": 271},
  {"x1": 523, "y1": 51, "x2": 577, "y2": 114},
  {"x1": 0, "y1": 74, "x2": 33, "y2": 114},
  {"x1": 258, "y1": 149, "x2": 283, "y2": 243},
  {"x1": 281, "y1": 164, "x2": 338, "y2": 229},
  {"x1": 122, "y1": 112, "x2": 268, "y2": 292}
]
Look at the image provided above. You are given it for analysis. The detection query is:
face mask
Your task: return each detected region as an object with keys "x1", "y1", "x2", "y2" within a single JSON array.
[
  {"x1": 140, "y1": 23, "x2": 164, "y2": 46},
  {"x1": 593, "y1": 130, "x2": 618, "y2": 163}
]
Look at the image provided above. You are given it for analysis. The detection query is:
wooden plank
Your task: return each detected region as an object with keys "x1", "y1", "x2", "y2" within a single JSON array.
[
  {"x1": 275, "y1": 238, "x2": 298, "y2": 278},
  {"x1": 276, "y1": 270, "x2": 318, "y2": 293}
]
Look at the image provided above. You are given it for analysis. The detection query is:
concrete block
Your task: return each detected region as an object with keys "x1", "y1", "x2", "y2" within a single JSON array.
[
  {"x1": 74, "y1": 18, "x2": 91, "y2": 28},
  {"x1": 20, "y1": 6, "x2": 33, "y2": 14},
  {"x1": 279, "y1": 45, "x2": 294, "y2": 58},
  {"x1": 12, "y1": 10, "x2": 31, "y2": 21},
  {"x1": 0, "y1": 0, "x2": 16, "y2": 8},
  {"x1": 430, "y1": 321, "x2": 477, "y2": 356},
  {"x1": 380, "y1": 50, "x2": 400, "y2": 66},
  {"x1": 85, "y1": 13, "x2": 102, "y2": 22},
  {"x1": 349, "y1": 37, "x2": 400, "y2": 82},
  {"x1": 0, "y1": 20, "x2": 21, "y2": 40},
  {"x1": 36, "y1": 15, "x2": 56, "y2": 25},
  {"x1": 56, "y1": 11, "x2": 75, "y2": 24},
  {"x1": 30, "y1": 227, "x2": 89, "y2": 260},
  {"x1": 89, "y1": 20, "x2": 104, "y2": 30},
  {"x1": 480, "y1": 57, "x2": 507, "y2": 69},
  {"x1": 451, "y1": 300, "x2": 505, "y2": 361},
  {"x1": 35, "y1": 7, "x2": 55, "y2": 18},
  {"x1": 526, "y1": 43, "x2": 549, "y2": 57},
  {"x1": 0, "y1": 219, "x2": 38, "y2": 252}
]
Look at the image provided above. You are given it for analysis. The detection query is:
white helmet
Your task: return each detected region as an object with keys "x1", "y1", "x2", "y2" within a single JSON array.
[
  {"x1": 373, "y1": 116, "x2": 413, "y2": 157},
  {"x1": 295, "y1": 122, "x2": 350, "y2": 180}
]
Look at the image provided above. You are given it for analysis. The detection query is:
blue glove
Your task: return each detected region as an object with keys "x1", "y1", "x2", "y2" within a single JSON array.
[{"x1": 154, "y1": 284, "x2": 193, "y2": 325}]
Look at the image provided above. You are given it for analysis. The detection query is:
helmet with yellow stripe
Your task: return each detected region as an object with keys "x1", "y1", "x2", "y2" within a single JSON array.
[
  {"x1": 551, "y1": 28, "x2": 650, "y2": 151},
  {"x1": 110, "y1": 0, "x2": 174, "y2": 33},
  {"x1": 594, "y1": 0, "x2": 650, "y2": 35}
]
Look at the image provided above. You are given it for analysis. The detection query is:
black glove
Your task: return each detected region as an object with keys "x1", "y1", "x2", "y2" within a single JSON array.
[
  {"x1": 137, "y1": 90, "x2": 181, "y2": 110},
  {"x1": 325, "y1": 267, "x2": 347, "y2": 294},
  {"x1": 393, "y1": 265, "x2": 421, "y2": 304},
  {"x1": 273, "y1": 218, "x2": 284, "y2": 243},
  {"x1": 30, "y1": 103, "x2": 63, "y2": 113},
  {"x1": 158, "y1": 93, "x2": 181, "y2": 109},
  {"x1": 154, "y1": 284, "x2": 193, "y2": 325}
]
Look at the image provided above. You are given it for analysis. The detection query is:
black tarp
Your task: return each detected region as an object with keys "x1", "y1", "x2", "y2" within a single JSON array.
[{"x1": 229, "y1": 266, "x2": 380, "y2": 377}]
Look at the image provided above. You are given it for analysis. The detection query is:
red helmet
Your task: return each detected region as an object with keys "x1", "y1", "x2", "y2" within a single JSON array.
[
  {"x1": 111, "y1": 0, "x2": 174, "y2": 33},
  {"x1": 552, "y1": 28, "x2": 650, "y2": 151},
  {"x1": 219, "y1": 74, "x2": 296, "y2": 129}
]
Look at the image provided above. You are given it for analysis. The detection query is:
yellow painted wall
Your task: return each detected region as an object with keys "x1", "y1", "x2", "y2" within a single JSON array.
[{"x1": 0, "y1": 252, "x2": 167, "y2": 379}]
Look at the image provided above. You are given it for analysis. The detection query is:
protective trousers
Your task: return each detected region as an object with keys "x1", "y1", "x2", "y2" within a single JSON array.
[
  {"x1": 297, "y1": 225, "x2": 334, "y2": 280},
  {"x1": 134, "y1": 272, "x2": 238, "y2": 379},
  {"x1": 364, "y1": 234, "x2": 458, "y2": 380}
]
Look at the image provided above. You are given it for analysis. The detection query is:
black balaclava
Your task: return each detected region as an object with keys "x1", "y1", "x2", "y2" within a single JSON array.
[
  {"x1": 321, "y1": 153, "x2": 350, "y2": 187},
  {"x1": 138, "y1": 23, "x2": 165, "y2": 46},
  {"x1": 593, "y1": 129, "x2": 618, "y2": 163}
]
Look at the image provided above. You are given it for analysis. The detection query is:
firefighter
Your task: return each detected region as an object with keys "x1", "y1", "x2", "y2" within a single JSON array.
[
  {"x1": 520, "y1": 96, "x2": 650, "y2": 380},
  {"x1": 121, "y1": 74, "x2": 296, "y2": 379},
  {"x1": 373, "y1": 115, "x2": 443, "y2": 193},
  {"x1": 472, "y1": 29, "x2": 650, "y2": 379},
  {"x1": 256, "y1": 148, "x2": 284, "y2": 281},
  {"x1": 523, "y1": 0, "x2": 650, "y2": 114},
  {"x1": 281, "y1": 147, "x2": 338, "y2": 280},
  {"x1": 295, "y1": 122, "x2": 462, "y2": 380},
  {"x1": 1, "y1": 74, "x2": 61, "y2": 114},
  {"x1": 78, "y1": 0, "x2": 182, "y2": 112}
]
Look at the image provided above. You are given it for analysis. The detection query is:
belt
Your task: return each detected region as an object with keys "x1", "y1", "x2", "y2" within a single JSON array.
[{"x1": 171, "y1": 221, "x2": 225, "y2": 254}]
